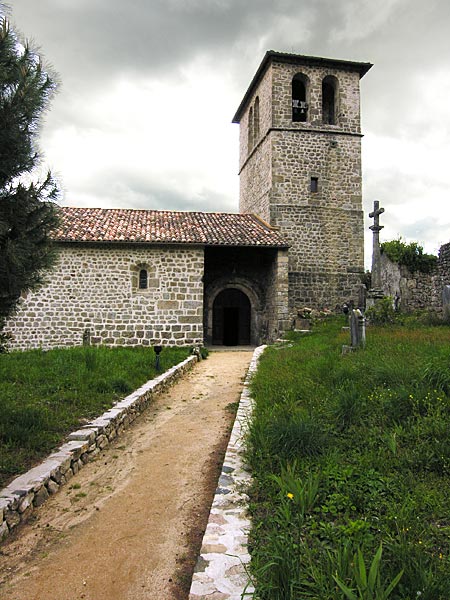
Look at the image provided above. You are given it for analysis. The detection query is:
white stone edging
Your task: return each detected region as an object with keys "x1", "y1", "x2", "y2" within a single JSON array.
[
  {"x1": 189, "y1": 345, "x2": 266, "y2": 600},
  {"x1": 0, "y1": 354, "x2": 198, "y2": 544}
]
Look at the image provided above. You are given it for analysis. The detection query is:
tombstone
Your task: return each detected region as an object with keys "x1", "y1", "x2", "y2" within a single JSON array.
[
  {"x1": 342, "y1": 309, "x2": 366, "y2": 354},
  {"x1": 350, "y1": 309, "x2": 366, "y2": 349}
]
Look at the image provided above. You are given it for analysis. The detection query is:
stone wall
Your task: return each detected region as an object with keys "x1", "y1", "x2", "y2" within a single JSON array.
[
  {"x1": 440, "y1": 243, "x2": 450, "y2": 282},
  {"x1": 265, "y1": 248, "x2": 290, "y2": 338},
  {"x1": 239, "y1": 134, "x2": 272, "y2": 220},
  {"x1": 270, "y1": 130, "x2": 362, "y2": 212},
  {"x1": 439, "y1": 243, "x2": 450, "y2": 318},
  {"x1": 5, "y1": 243, "x2": 204, "y2": 350},
  {"x1": 0, "y1": 354, "x2": 198, "y2": 545},
  {"x1": 270, "y1": 61, "x2": 362, "y2": 133},
  {"x1": 272, "y1": 204, "x2": 363, "y2": 273},
  {"x1": 238, "y1": 63, "x2": 273, "y2": 170},
  {"x1": 289, "y1": 271, "x2": 364, "y2": 312},
  {"x1": 237, "y1": 56, "x2": 365, "y2": 315},
  {"x1": 189, "y1": 346, "x2": 264, "y2": 599},
  {"x1": 380, "y1": 252, "x2": 441, "y2": 313}
]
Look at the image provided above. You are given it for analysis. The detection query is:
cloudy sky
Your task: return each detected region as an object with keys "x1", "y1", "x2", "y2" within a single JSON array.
[{"x1": 6, "y1": 0, "x2": 450, "y2": 266}]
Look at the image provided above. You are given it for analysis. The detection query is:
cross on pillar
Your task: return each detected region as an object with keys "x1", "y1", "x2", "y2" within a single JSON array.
[
  {"x1": 369, "y1": 200, "x2": 385, "y2": 233},
  {"x1": 369, "y1": 200, "x2": 384, "y2": 290}
]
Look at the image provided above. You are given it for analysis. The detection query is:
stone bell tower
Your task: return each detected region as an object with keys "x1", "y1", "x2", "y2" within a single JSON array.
[{"x1": 233, "y1": 51, "x2": 372, "y2": 313}]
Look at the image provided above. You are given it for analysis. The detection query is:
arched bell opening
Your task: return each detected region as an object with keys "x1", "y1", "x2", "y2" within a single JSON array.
[
  {"x1": 292, "y1": 72, "x2": 309, "y2": 122},
  {"x1": 322, "y1": 75, "x2": 339, "y2": 125}
]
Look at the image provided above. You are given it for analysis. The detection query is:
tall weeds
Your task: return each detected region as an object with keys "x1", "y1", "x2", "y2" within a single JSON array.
[
  {"x1": 0, "y1": 345, "x2": 189, "y2": 487},
  {"x1": 247, "y1": 318, "x2": 450, "y2": 599}
]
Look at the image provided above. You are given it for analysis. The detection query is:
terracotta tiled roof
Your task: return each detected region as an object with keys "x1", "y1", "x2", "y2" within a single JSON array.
[{"x1": 54, "y1": 207, "x2": 288, "y2": 248}]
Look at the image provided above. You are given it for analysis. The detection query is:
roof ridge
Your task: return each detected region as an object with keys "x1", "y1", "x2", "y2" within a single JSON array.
[
  {"x1": 249, "y1": 212, "x2": 281, "y2": 231},
  {"x1": 60, "y1": 206, "x2": 244, "y2": 217}
]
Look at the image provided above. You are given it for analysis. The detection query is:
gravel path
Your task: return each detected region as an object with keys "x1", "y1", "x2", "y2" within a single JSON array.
[{"x1": 0, "y1": 350, "x2": 253, "y2": 600}]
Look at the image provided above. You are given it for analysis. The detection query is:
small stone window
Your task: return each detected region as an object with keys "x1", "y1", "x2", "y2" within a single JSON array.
[
  {"x1": 139, "y1": 269, "x2": 148, "y2": 289},
  {"x1": 292, "y1": 73, "x2": 309, "y2": 122},
  {"x1": 322, "y1": 75, "x2": 339, "y2": 125},
  {"x1": 310, "y1": 177, "x2": 319, "y2": 193},
  {"x1": 254, "y1": 96, "x2": 260, "y2": 142},
  {"x1": 248, "y1": 106, "x2": 254, "y2": 152}
]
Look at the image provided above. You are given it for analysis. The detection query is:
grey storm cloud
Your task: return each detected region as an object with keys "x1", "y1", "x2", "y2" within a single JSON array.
[
  {"x1": 9, "y1": 0, "x2": 450, "y2": 133},
  {"x1": 4, "y1": 0, "x2": 450, "y2": 260},
  {"x1": 10, "y1": 0, "x2": 311, "y2": 85},
  {"x1": 66, "y1": 165, "x2": 236, "y2": 214}
]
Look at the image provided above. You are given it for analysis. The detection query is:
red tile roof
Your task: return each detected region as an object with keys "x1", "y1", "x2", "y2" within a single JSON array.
[{"x1": 54, "y1": 207, "x2": 288, "y2": 248}]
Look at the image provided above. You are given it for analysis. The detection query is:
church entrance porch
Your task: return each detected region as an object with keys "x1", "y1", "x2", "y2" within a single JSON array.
[
  {"x1": 212, "y1": 288, "x2": 251, "y2": 346},
  {"x1": 203, "y1": 246, "x2": 290, "y2": 346}
]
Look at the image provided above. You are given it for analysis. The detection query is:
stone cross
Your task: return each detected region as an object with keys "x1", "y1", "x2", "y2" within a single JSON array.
[{"x1": 369, "y1": 200, "x2": 385, "y2": 290}]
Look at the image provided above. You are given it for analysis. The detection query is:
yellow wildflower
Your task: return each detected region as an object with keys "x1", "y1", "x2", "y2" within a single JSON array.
[{"x1": 287, "y1": 492, "x2": 294, "y2": 500}]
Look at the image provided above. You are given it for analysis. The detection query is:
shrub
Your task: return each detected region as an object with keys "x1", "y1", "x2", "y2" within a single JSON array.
[
  {"x1": 0, "y1": 330, "x2": 12, "y2": 354},
  {"x1": 381, "y1": 238, "x2": 437, "y2": 274},
  {"x1": 365, "y1": 297, "x2": 397, "y2": 325}
]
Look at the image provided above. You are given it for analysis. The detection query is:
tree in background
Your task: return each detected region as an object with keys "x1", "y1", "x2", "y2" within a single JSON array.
[{"x1": 0, "y1": 15, "x2": 60, "y2": 336}]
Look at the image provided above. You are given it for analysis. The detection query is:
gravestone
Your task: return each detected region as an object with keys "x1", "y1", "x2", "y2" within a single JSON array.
[
  {"x1": 350, "y1": 309, "x2": 366, "y2": 349},
  {"x1": 342, "y1": 309, "x2": 366, "y2": 354}
]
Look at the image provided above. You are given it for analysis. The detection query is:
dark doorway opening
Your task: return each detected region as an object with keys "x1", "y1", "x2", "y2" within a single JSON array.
[{"x1": 212, "y1": 288, "x2": 251, "y2": 345}]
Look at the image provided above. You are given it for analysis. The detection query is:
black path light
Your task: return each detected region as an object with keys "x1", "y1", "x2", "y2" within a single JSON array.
[{"x1": 153, "y1": 345, "x2": 163, "y2": 372}]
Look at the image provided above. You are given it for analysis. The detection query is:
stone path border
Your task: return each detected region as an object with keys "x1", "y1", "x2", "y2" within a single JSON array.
[
  {"x1": 189, "y1": 345, "x2": 265, "y2": 600},
  {"x1": 0, "y1": 354, "x2": 198, "y2": 544}
]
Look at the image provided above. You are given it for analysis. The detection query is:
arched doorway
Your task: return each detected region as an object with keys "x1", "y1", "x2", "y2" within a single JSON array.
[{"x1": 212, "y1": 288, "x2": 251, "y2": 346}]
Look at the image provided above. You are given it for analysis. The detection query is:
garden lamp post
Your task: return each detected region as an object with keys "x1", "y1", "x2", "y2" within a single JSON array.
[{"x1": 153, "y1": 345, "x2": 162, "y2": 372}]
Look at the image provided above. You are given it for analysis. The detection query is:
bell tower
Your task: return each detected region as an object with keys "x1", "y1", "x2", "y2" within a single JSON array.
[{"x1": 233, "y1": 51, "x2": 372, "y2": 312}]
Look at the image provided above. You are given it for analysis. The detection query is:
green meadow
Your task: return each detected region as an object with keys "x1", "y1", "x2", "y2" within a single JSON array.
[
  {"x1": 246, "y1": 317, "x2": 450, "y2": 599},
  {"x1": 0, "y1": 345, "x2": 190, "y2": 488}
]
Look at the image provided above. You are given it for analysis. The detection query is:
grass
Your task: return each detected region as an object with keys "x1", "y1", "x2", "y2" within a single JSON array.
[
  {"x1": 0, "y1": 345, "x2": 190, "y2": 488},
  {"x1": 246, "y1": 317, "x2": 450, "y2": 599}
]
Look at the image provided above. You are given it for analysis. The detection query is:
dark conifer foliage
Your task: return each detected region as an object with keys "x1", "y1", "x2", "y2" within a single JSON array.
[{"x1": 0, "y1": 16, "x2": 60, "y2": 327}]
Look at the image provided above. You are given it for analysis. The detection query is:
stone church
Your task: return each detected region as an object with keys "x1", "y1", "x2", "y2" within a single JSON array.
[{"x1": 6, "y1": 51, "x2": 372, "y2": 350}]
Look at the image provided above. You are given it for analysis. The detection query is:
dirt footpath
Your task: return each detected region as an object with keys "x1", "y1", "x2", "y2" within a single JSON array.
[{"x1": 0, "y1": 350, "x2": 253, "y2": 600}]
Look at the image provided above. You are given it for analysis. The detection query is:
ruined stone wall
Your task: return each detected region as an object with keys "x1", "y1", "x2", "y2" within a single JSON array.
[
  {"x1": 5, "y1": 244, "x2": 204, "y2": 350},
  {"x1": 439, "y1": 243, "x2": 450, "y2": 318},
  {"x1": 380, "y1": 253, "x2": 441, "y2": 312},
  {"x1": 439, "y1": 243, "x2": 450, "y2": 283}
]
